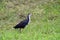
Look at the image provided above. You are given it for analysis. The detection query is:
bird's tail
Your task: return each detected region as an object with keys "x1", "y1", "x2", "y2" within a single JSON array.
[{"x1": 13, "y1": 26, "x2": 18, "y2": 29}]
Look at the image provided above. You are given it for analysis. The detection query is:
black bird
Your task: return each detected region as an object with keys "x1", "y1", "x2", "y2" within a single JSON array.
[{"x1": 14, "y1": 13, "x2": 31, "y2": 32}]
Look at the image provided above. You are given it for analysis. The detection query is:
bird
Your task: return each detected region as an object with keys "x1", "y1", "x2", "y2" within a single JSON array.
[{"x1": 13, "y1": 13, "x2": 31, "y2": 32}]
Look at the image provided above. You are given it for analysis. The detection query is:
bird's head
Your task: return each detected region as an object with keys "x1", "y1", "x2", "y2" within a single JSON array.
[{"x1": 28, "y1": 13, "x2": 32, "y2": 17}]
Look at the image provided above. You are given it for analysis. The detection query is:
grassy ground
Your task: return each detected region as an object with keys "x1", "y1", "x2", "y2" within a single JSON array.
[{"x1": 0, "y1": 0, "x2": 60, "y2": 40}]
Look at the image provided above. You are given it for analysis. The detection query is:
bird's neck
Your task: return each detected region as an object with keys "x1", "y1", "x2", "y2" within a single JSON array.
[{"x1": 27, "y1": 15, "x2": 31, "y2": 22}]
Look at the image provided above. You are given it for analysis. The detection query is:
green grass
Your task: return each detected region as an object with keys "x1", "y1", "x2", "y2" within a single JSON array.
[{"x1": 0, "y1": 0, "x2": 60, "y2": 40}]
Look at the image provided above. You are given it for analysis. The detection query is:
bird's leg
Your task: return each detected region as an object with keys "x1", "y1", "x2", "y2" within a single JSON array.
[{"x1": 20, "y1": 28, "x2": 21, "y2": 33}]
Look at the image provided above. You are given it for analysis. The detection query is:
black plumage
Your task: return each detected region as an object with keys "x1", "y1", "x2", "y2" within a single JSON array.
[{"x1": 14, "y1": 13, "x2": 31, "y2": 31}]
